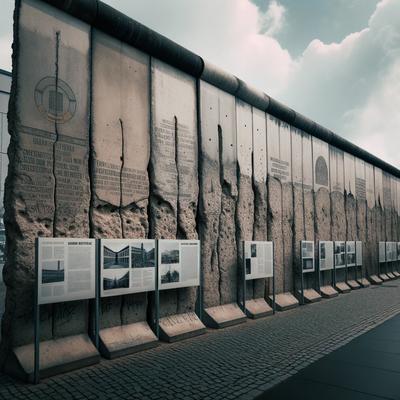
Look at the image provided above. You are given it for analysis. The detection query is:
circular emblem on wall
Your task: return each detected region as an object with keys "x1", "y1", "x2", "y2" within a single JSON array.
[{"x1": 34, "y1": 77, "x2": 76, "y2": 124}]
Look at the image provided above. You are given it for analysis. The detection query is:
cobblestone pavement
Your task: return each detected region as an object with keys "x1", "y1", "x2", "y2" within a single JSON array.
[{"x1": 1, "y1": 281, "x2": 400, "y2": 400}]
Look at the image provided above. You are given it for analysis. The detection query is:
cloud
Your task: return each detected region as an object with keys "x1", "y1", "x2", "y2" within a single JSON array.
[
  {"x1": 259, "y1": 0, "x2": 286, "y2": 37},
  {"x1": 278, "y1": 0, "x2": 400, "y2": 167}
]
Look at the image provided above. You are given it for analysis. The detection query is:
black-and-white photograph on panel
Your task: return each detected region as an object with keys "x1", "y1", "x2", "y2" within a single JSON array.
[
  {"x1": 379, "y1": 242, "x2": 386, "y2": 263},
  {"x1": 356, "y1": 241, "x2": 362, "y2": 266},
  {"x1": 346, "y1": 241, "x2": 356, "y2": 267},
  {"x1": 37, "y1": 238, "x2": 96, "y2": 305},
  {"x1": 301, "y1": 241, "x2": 315, "y2": 273},
  {"x1": 158, "y1": 240, "x2": 200, "y2": 290},
  {"x1": 334, "y1": 241, "x2": 346, "y2": 269},
  {"x1": 100, "y1": 239, "x2": 156, "y2": 297},
  {"x1": 244, "y1": 241, "x2": 274, "y2": 280},
  {"x1": 319, "y1": 241, "x2": 334, "y2": 271}
]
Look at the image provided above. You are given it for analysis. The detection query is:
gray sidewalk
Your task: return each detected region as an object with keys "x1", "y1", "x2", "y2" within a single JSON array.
[
  {"x1": 1, "y1": 281, "x2": 400, "y2": 400},
  {"x1": 259, "y1": 308, "x2": 400, "y2": 399}
]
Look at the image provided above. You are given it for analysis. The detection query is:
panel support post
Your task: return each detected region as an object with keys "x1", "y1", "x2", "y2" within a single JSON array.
[
  {"x1": 241, "y1": 241, "x2": 246, "y2": 314},
  {"x1": 94, "y1": 239, "x2": 100, "y2": 349},
  {"x1": 34, "y1": 238, "x2": 40, "y2": 385},
  {"x1": 271, "y1": 242, "x2": 275, "y2": 314},
  {"x1": 155, "y1": 239, "x2": 160, "y2": 339}
]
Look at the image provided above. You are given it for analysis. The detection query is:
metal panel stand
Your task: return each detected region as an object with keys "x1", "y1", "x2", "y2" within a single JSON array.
[
  {"x1": 155, "y1": 239, "x2": 160, "y2": 339},
  {"x1": 34, "y1": 239, "x2": 40, "y2": 385},
  {"x1": 241, "y1": 241, "x2": 246, "y2": 314}
]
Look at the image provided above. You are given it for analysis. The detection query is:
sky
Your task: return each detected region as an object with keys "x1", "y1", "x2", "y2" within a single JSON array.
[{"x1": 0, "y1": 0, "x2": 399, "y2": 168}]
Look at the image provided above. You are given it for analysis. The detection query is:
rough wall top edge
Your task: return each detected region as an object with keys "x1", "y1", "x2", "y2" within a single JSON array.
[{"x1": 40, "y1": 0, "x2": 400, "y2": 179}]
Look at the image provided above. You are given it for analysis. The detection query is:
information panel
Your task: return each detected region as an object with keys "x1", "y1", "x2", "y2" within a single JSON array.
[
  {"x1": 301, "y1": 241, "x2": 315, "y2": 273},
  {"x1": 158, "y1": 240, "x2": 200, "y2": 290},
  {"x1": 334, "y1": 241, "x2": 346, "y2": 269},
  {"x1": 244, "y1": 241, "x2": 274, "y2": 280},
  {"x1": 346, "y1": 241, "x2": 356, "y2": 267},
  {"x1": 37, "y1": 238, "x2": 96, "y2": 305},
  {"x1": 398, "y1": 243, "x2": 400, "y2": 261},
  {"x1": 356, "y1": 241, "x2": 362, "y2": 266},
  {"x1": 319, "y1": 241, "x2": 334, "y2": 271},
  {"x1": 379, "y1": 242, "x2": 386, "y2": 263},
  {"x1": 100, "y1": 239, "x2": 156, "y2": 297},
  {"x1": 386, "y1": 242, "x2": 396, "y2": 262}
]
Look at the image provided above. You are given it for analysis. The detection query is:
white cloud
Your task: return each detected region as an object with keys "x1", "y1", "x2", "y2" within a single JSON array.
[
  {"x1": 278, "y1": 0, "x2": 400, "y2": 167},
  {"x1": 259, "y1": 0, "x2": 286, "y2": 37},
  {"x1": 344, "y1": 60, "x2": 400, "y2": 168}
]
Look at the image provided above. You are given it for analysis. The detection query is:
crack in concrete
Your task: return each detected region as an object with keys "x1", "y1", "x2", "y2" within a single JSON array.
[
  {"x1": 51, "y1": 31, "x2": 61, "y2": 339},
  {"x1": 216, "y1": 124, "x2": 223, "y2": 305},
  {"x1": 118, "y1": 118, "x2": 125, "y2": 239}
]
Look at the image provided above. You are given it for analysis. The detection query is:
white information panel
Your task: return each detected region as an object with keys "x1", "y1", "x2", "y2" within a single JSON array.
[
  {"x1": 319, "y1": 241, "x2": 334, "y2": 271},
  {"x1": 386, "y1": 242, "x2": 396, "y2": 262},
  {"x1": 37, "y1": 238, "x2": 96, "y2": 305},
  {"x1": 244, "y1": 241, "x2": 274, "y2": 280},
  {"x1": 398, "y1": 242, "x2": 400, "y2": 261},
  {"x1": 100, "y1": 239, "x2": 156, "y2": 297},
  {"x1": 346, "y1": 241, "x2": 356, "y2": 267},
  {"x1": 158, "y1": 240, "x2": 200, "y2": 290},
  {"x1": 379, "y1": 242, "x2": 386, "y2": 263},
  {"x1": 301, "y1": 241, "x2": 315, "y2": 273},
  {"x1": 356, "y1": 241, "x2": 362, "y2": 266},
  {"x1": 334, "y1": 241, "x2": 346, "y2": 269}
]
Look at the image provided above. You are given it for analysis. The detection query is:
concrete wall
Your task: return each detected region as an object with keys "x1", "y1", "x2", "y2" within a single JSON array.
[{"x1": 1, "y1": 0, "x2": 400, "y2": 362}]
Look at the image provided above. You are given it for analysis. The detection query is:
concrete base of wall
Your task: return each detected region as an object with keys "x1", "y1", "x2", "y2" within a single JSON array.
[
  {"x1": 99, "y1": 322, "x2": 158, "y2": 359},
  {"x1": 159, "y1": 312, "x2": 206, "y2": 343},
  {"x1": 369, "y1": 275, "x2": 383, "y2": 285},
  {"x1": 203, "y1": 303, "x2": 247, "y2": 329},
  {"x1": 301, "y1": 289, "x2": 322, "y2": 303},
  {"x1": 386, "y1": 272, "x2": 396, "y2": 279},
  {"x1": 347, "y1": 280, "x2": 361, "y2": 290},
  {"x1": 4, "y1": 334, "x2": 100, "y2": 383},
  {"x1": 270, "y1": 293, "x2": 299, "y2": 311},
  {"x1": 379, "y1": 274, "x2": 390, "y2": 281},
  {"x1": 393, "y1": 271, "x2": 400, "y2": 278},
  {"x1": 335, "y1": 282, "x2": 351, "y2": 294},
  {"x1": 357, "y1": 278, "x2": 371, "y2": 288},
  {"x1": 320, "y1": 285, "x2": 338, "y2": 298},
  {"x1": 245, "y1": 298, "x2": 273, "y2": 319}
]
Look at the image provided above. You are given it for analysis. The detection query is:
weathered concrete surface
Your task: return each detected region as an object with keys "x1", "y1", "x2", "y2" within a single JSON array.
[
  {"x1": 267, "y1": 115, "x2": 285, "y2": 295},
  {"x1": 217, "y1": 92, "x2": 238, "y2": 306},
  {"x1": 357, "y1": 277, "x2": 371, "y2": 287},
  {"x1": 313, "y1": 138, "x2": 331, "y2": 288},
  {"x1": 336, "y1": 282, "x2": 351, "y2": 293},
  {"x1": 199, "y1": 82, "x2": 238, "y2": 311},
  {"x1": 235, "y1": 101, "x2": 254, "y2": 302},
  {"x1": 91, "y1": 30, "x2": 150, "y2": 333},
  {"x1": 198, "y1": 81, "x2": 222, "y2": 309},
  {"x1": 2, "y1": 0, "x2": 91, "y2": 363},
  {"x1": 150, "y1": 60, "x2": 198, "y2": 319},
  {"x1": 158, "y1": 312, "x2": 206, "y2": 342},
  {"x1": 320, "y1": 285, "x2": 338, "y2": 298},
  {"x1": 203, "y1": 303, "x2": 246, "y2": 328},
  {"x1": 271, "y1": 293, "x2": 299, "y2": 311},
  {"x1": 252, "y1": 108, "x2": 268, "y2": 299},
  {"x1": 4, "y1": 334, "x2": 99, "y2": 383},
  {"x1": 347, "y1": 280, "x2": 361, "y2": 289},
  {"x1": 99, "y1": 322, "x2": 158, "y2": 359},
  {"x1": 302, "y1": 288, "x2": 321, "y2": 303},
  {"x1": 245, "y1": 298, "x2": 272, "y2": 319}
]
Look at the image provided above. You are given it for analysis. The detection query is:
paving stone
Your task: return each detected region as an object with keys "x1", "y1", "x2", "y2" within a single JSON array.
[{"x1": 1, "y1": 281, "x2": 400, "y2": 399}]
